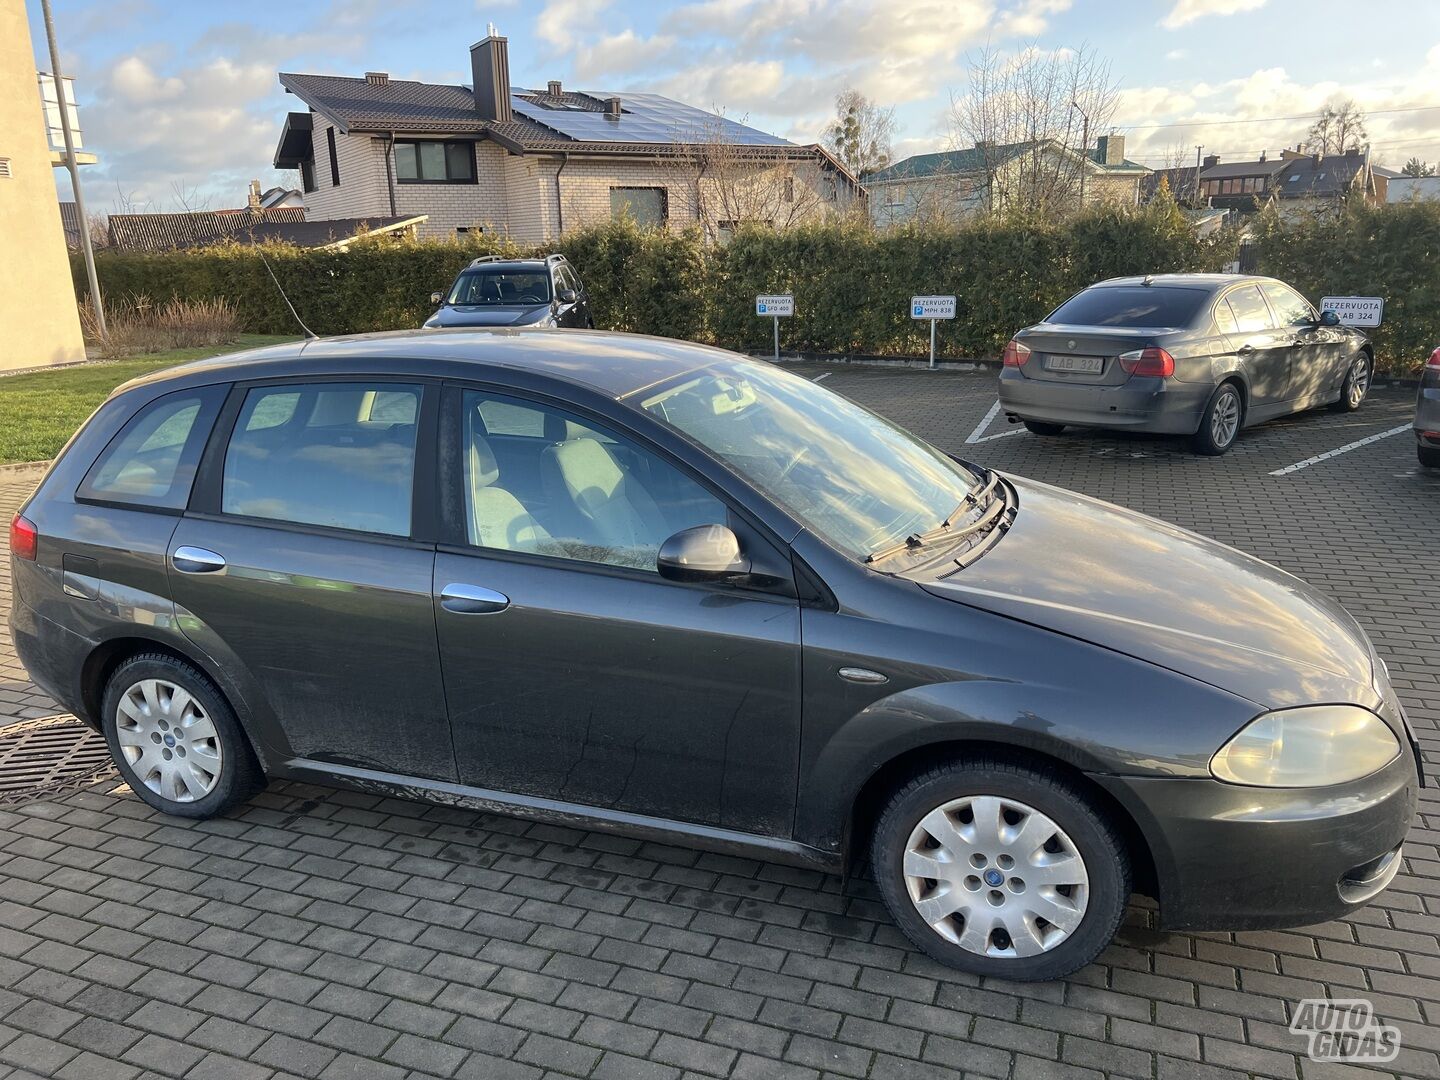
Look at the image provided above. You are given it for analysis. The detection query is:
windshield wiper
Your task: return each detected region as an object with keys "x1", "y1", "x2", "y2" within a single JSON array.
[{"x1": 864, "y1": 470, "x2": 1000, "y2": 564}]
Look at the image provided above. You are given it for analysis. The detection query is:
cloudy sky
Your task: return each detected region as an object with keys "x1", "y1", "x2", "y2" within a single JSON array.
[{"x1": 28, "y1": 0, "x2": 1440, "y2": 211}]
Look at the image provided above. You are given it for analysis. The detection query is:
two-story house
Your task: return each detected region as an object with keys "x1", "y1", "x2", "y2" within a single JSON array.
[
  {"x1": 864, "y1": 135, "x2": 1148, "y2": 226},
  {"x1": 1182, "y1": 147, "x2": 1377, "y2": 215},
  {"x1": 273, "y1": 30, "x2": 859, "y2": 242}
]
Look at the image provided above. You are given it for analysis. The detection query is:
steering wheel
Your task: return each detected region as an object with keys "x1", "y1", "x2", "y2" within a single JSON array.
[
  {"x1": 516, "y1": 294, "x2": 544, "y2": 305},
  {"x1": 777, "y1": 446, "x2": 810, "y2": 483}
]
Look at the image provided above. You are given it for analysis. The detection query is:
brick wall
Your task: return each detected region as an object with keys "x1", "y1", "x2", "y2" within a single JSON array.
[{"x1": 302, "y1": 121, "x2": 390, "y2": 221}]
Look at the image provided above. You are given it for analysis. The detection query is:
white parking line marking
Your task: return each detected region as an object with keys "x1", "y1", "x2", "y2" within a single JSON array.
[
  {"x1": 812, "y1": 372, "x2": 832, "y2": 382},
  {"x1": 964, "y1": 400, "x2": 1025, "y2": 444},
  {"x1": 1269, "y1": 424, "x2": 1412, "y2": 476}
]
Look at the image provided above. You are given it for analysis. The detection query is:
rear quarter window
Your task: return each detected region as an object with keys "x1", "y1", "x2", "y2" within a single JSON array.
[
  {"x1": 77, "y1": 386, "x2": 227, "y2": 510},
  {"x1": 1047, "y1": 286, "x2": 1211, "y2": 328}
]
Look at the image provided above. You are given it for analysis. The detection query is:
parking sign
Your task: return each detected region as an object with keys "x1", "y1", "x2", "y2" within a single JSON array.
[
  {"x1": 911, "y1": 296, "x2": 957, "y2": 320},
  {"x1": 1321, "y1": 296, "x2": 1384, "y2": 327},
  {"x1": 756, "y1": 294, "x2": 794, "y2": 317}
]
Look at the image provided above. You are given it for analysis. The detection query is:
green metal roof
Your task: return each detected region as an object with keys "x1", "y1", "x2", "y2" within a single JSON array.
[{"x1": 864, "y1": 140, "x2": 1146, "y2": 183}]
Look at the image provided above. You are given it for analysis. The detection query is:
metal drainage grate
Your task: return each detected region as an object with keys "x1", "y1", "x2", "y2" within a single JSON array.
[{"x1": 0, "y1": 716, "x2": 116, "y2": 804}]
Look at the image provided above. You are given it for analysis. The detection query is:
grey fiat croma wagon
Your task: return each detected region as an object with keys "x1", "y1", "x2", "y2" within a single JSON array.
[{"x1": 9, "y1": 330, "x2": 1420, "y2": 980}]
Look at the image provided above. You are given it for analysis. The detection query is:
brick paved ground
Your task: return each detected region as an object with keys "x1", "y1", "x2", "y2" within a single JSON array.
[{"x1": 0, "y1": 368, "x2": 1436, "y2": 1080}]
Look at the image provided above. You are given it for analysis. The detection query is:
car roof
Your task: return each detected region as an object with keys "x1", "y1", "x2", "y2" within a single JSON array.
[
  {"x1": 1088, "y1": 273, "x2": 1276, "y2": 292},
  {"x1": 115, "y1": 329, "x2": 751, "y2": 401}
]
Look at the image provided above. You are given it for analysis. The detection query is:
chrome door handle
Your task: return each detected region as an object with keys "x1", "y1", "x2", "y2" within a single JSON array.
[
  {"x1": 172, "y1": 547, "x2": 226, "y2": 574},
  {"x1": 439, "y1": 583, "x2": 510, "y2": 614}
]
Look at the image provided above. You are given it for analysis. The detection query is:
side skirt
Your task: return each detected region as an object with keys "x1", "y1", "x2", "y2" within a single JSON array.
[{"x1": 281, "y1": 758, "x2": 841, "y2": 872}]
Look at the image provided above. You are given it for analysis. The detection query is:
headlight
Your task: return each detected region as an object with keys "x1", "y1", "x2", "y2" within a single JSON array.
[{"x1": 1210, "y1": 705, "x2": 1400, "y2": 787}]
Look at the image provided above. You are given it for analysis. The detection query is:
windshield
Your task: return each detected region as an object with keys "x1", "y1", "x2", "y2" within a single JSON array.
[
  {"x1": 446, "y1": 269, "x2": 551, "y2": 306},
  {"x1": 635, "y1": 360, "x2": 983, "y2": 560},
  {"x1": 1047, "y1": 286, "x2": 1209, "y2": 328}
]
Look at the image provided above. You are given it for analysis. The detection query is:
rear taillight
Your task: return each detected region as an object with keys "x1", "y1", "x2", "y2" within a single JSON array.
[
  {"x1": 1118, "y1": 347, "x2": 1176, "y2": 378},
  {"x1": 1002, "y1": 339, "x2": 1031, "y2": 367},
  {"x1": 9, "y1": 514, "x2": 37, "y2": 562},
  {"x1": 1427, "y1": 346, "x2": 1440, "y2": 369}
]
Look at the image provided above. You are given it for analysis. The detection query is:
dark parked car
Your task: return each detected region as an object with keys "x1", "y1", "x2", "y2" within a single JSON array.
[
  {"x1": 424, "y1": 254, "x2": 591, "y2": 329},
  {"x1": 1417, "y1": 346, "x2": 1440, "y2": 469},
  {"x1": 9, "y1": 330, "x2": 1420, "y2": 980},
  {"x1": 999, "y1": 274, "x2": 1374, "y2": 454}
]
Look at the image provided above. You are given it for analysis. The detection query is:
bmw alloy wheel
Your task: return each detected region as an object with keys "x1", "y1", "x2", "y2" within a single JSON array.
[
  {"x1": 1347, "y1": 354, "x2": 1370, "y2": 408},
  {"x1": 1211, "y1": 389, "x2": 1241, "y2": 448},
  {"x1": 902, "y1": 795, "x2": 1090, "y2": 957}
]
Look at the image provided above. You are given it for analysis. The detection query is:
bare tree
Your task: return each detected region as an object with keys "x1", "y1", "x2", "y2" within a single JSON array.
[
  {"x1": 169, "y1": 181, "x2": 212, "y2": 213},
  {"x1": 659, "y1": 120, "x2": 831, "y2": 239},
  {"x1": 1306, "y1": 98, "x2": 1367, "y2": 155},
  {"x1": 822, "y1": 87, "x2": 895, "y2": 178},
  {"x1": 950, "y1": 42, "x2": 1120, "y2": 215}
]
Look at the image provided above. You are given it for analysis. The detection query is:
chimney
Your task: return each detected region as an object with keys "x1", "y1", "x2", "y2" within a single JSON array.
[
  {"x1": 1344, "y1": 145, "x2": 1359, "y2": 157},
  {"x1": 1203, "y1": 153, "x2": 1220, "y2": 168},
  {"x1": 1259, "y1": 150, "x2": 1266, "y2": 162},
  {"x1": 470, "y1": 29, "x2": 513, "y2": 123},
  {"x1": 247, "y1": 179, "x2": 262, "y2": 212},
  {"x1": 605, "y1": 96, "x2": 622, "y2": 120},
  {"x1": 548, "y1": 80, "x2": 562, "y2": 97},
  {"x1": 364, "y1": 71, "x2": 389, "y2": 86},
  {"x1": 1095, "y1": 134, "x2": 1123, "y2": 166}
]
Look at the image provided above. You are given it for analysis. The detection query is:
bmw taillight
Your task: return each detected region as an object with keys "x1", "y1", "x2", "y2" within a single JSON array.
[
  {"x1": 1002, "y1": 340, "x2": 1031, "y2": 367},
  {"x1": 9, "y1": 514, "x2": 37, "y2": 562},
  {"x1": 1118, "y1": 347, "x2": 1176, "y2": 378},
  {"x1": 1426, "y1": 346, "x2": 1440, "y2": 369}
]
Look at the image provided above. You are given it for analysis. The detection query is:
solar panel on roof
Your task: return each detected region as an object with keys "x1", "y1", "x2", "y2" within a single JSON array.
[{"x1": 509, "y1": 90, "x2": 792, "y2": 146}]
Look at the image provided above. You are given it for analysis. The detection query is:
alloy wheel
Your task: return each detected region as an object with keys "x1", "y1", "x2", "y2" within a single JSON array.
[
  {"x1": 902, "y1": 794, "x2": 1089, "y2": 958},
  {"x1": 1347, "y1": 355, "x2": 1370, "y2": 407},
  {"x1": 1211, "y1": 390, "x2": 1241, "y2": 448},
  {"x1": 114, "y1": 679, "x2": 223, "y2": 803}
]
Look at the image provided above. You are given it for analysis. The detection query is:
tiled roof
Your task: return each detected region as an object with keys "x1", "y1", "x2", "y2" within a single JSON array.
[
  {"x1": 865, "y1": 141, "x2": 1145, "y2": 184},
  {"x1": 57, "y1": 201, "x2": 83, "y2": 248},
  {"x1": 169, "y1": 216, "x2": 424, "y2": 249},
  {"x1": 108, "y1": 208, "x2": 306, "y2": 251}
]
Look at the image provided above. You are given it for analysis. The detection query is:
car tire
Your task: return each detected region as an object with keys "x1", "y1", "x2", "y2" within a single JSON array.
[
  {"x1": 871, "y1": 756, "x2": 1130, "y2": 981},
  {"x1": 101, "y1": 653, "x2": 263, "y2": 819},
  {"x1": 1192, "y1": 383, "x2": 1243, "y2": 455},
  {"x1": 1331, "y1": 352, "x2": 1371, "y2": 412},
  {"x1": 1420, "y1": 445, "x2": 1440, "y2": 469},
  {"x1": 1023, "y1": 420, "x2": 1066, "y2": 436}
]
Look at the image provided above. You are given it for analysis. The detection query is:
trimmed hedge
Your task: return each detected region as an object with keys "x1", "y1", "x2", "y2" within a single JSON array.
[
  {"x1": 71, "y1": 199, "x2": 1264, "y2": 362},
  {"x1": 1249, "y1": 200, "x2": 1440, "y2": 373}
]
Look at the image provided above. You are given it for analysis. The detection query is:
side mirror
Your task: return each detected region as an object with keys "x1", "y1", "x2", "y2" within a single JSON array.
[
  {"x1": 430, "y1": 291, "x2": 443, "y2": 305},
  {"x1": 1320, "y1": 309, "x2": 1341, "y2": 327},
  {"x1": 657, "y1": 525, "x2": 750, "y2": 583},
  {"x1": 557, "y1": 288, "x2": 578, "y2": 304}
]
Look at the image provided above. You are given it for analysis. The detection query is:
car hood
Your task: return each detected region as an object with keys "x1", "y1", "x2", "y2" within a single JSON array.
[
  {"x1": 426, "y1": 304, "x2": 551, "y2": 328},
  {"x1": 920, "y1": 475, "x2": 1375, "y2": 709}
]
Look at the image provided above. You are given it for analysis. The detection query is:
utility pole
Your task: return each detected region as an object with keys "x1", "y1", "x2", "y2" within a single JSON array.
[
  {"x1": 1071, "y1": 101, "x2": 1090, "y2": 207},
  {"x1": 40, "y1": 0, "x2": 105, "y2": 340},
  {"x1": 1194, "y1": 144, "x2": 1203, "y2": 204}
]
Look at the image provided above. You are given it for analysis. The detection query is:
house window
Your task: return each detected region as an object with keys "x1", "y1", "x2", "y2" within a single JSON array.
[
  {"x1": 783, "y1": 176, "x2": 795, "y2": 203},
  {"x1": 822, "y1": 176, "x2": 837, "y2": 201},
  {"x1": 394, "y1": 140, "x2": 476, "y2": 183},
  {"x1": 300, "y1": 159, "x2": 316, "y2": 194},
  {"x1": 610, "y1": 187, "x2": 667, "y2": 227},
  {"x1": 0, "y1": 158, "x2": 11, "y2": 179},
  {"x1": 327, "y1": 128, "x2": 340, "y2": 187}
]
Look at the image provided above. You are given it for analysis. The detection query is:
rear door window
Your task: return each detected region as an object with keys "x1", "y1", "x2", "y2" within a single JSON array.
[
  {"x1": 221, "y1": 382, "x2": 422, "y2": 536},
  {"x1": 78, "y1": 386, "x2": 226, "y2": 509},
  {"x1": 1223, "y1": 285, "x2": 1275, "y2": 333},
  {"x1": 1047, "y1": 286, "x2": 1210, "y2": 328}
]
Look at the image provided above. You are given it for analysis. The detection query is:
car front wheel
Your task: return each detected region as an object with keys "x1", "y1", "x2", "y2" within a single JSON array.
[
  {"x1": 101, "y1": 653, "x2": 262, "y2": 819},
  {"x1": 871, "y1": 756, "x2": 1130, "y2": 981},
  {"x1": 1331, "y1": 352, "x2": 1371, "y2": 412}
]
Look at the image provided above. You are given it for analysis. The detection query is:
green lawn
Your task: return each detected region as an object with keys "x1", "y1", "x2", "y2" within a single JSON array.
[{"x1": 0, "y1": 335, "x2": 296, "y2": 465}]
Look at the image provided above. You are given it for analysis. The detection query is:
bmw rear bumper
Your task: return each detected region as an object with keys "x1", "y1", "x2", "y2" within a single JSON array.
[
  {"x1": 1093, "y1": 747, "x2": 1419, "y2": 931},
  {"x1": 998, "y1": 370, "x2": 1212, "y2": 435}
]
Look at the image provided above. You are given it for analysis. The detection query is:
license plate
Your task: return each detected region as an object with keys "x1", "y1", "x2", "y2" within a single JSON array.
[{"x1": 1045, "y1": 354, "x2": 1104, "y2": 374}]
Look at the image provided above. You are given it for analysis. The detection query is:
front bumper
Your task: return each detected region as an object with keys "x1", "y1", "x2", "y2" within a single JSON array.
[
  {"x1": 1093, "y1": 747, "x2": 1419, "y2": 931},
  {"x1": 998, "y1": 370, "x2": 1211, "y2": 434}
]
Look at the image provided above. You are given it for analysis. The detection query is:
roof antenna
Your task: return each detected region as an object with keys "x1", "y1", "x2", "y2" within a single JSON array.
[{"x1": 258, "y1": 251, "x2": 318, "y2": 340}]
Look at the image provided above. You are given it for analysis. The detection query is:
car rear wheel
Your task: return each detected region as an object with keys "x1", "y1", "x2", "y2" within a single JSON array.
[
  {"x1": 1023, "y1": 420, "x2": 1066, "y2": 436},
  {"x1": 871, "y1": 757, "x2": 1130, "y2": 981},
  {"x1": 1192, "y1": 383, "x2": 1243, "y2": 455},
  {"x1": 1331, "y1": 352, "x2": 1371, "y2": 412},
  {"x1": 101, "y1": 654, "x2": 262, "y2": 819}
]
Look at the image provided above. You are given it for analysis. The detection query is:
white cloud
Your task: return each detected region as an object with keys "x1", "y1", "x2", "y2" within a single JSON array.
[
  {"x1": 996, "y1": 0, "x2": 1072, "y2": 37},
  {"x1": 1161, "y1": 0, "x2": 1267, "y2": 30},
  {"x1": 573, "y1": 30, "x2": 679, "y2": 81},
  {"x1": 535, "y1": 0, "x2": 611, "y2": 50},
  {"x1": 109, "y1": 57, "x2": 184, "y2": 105}
]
